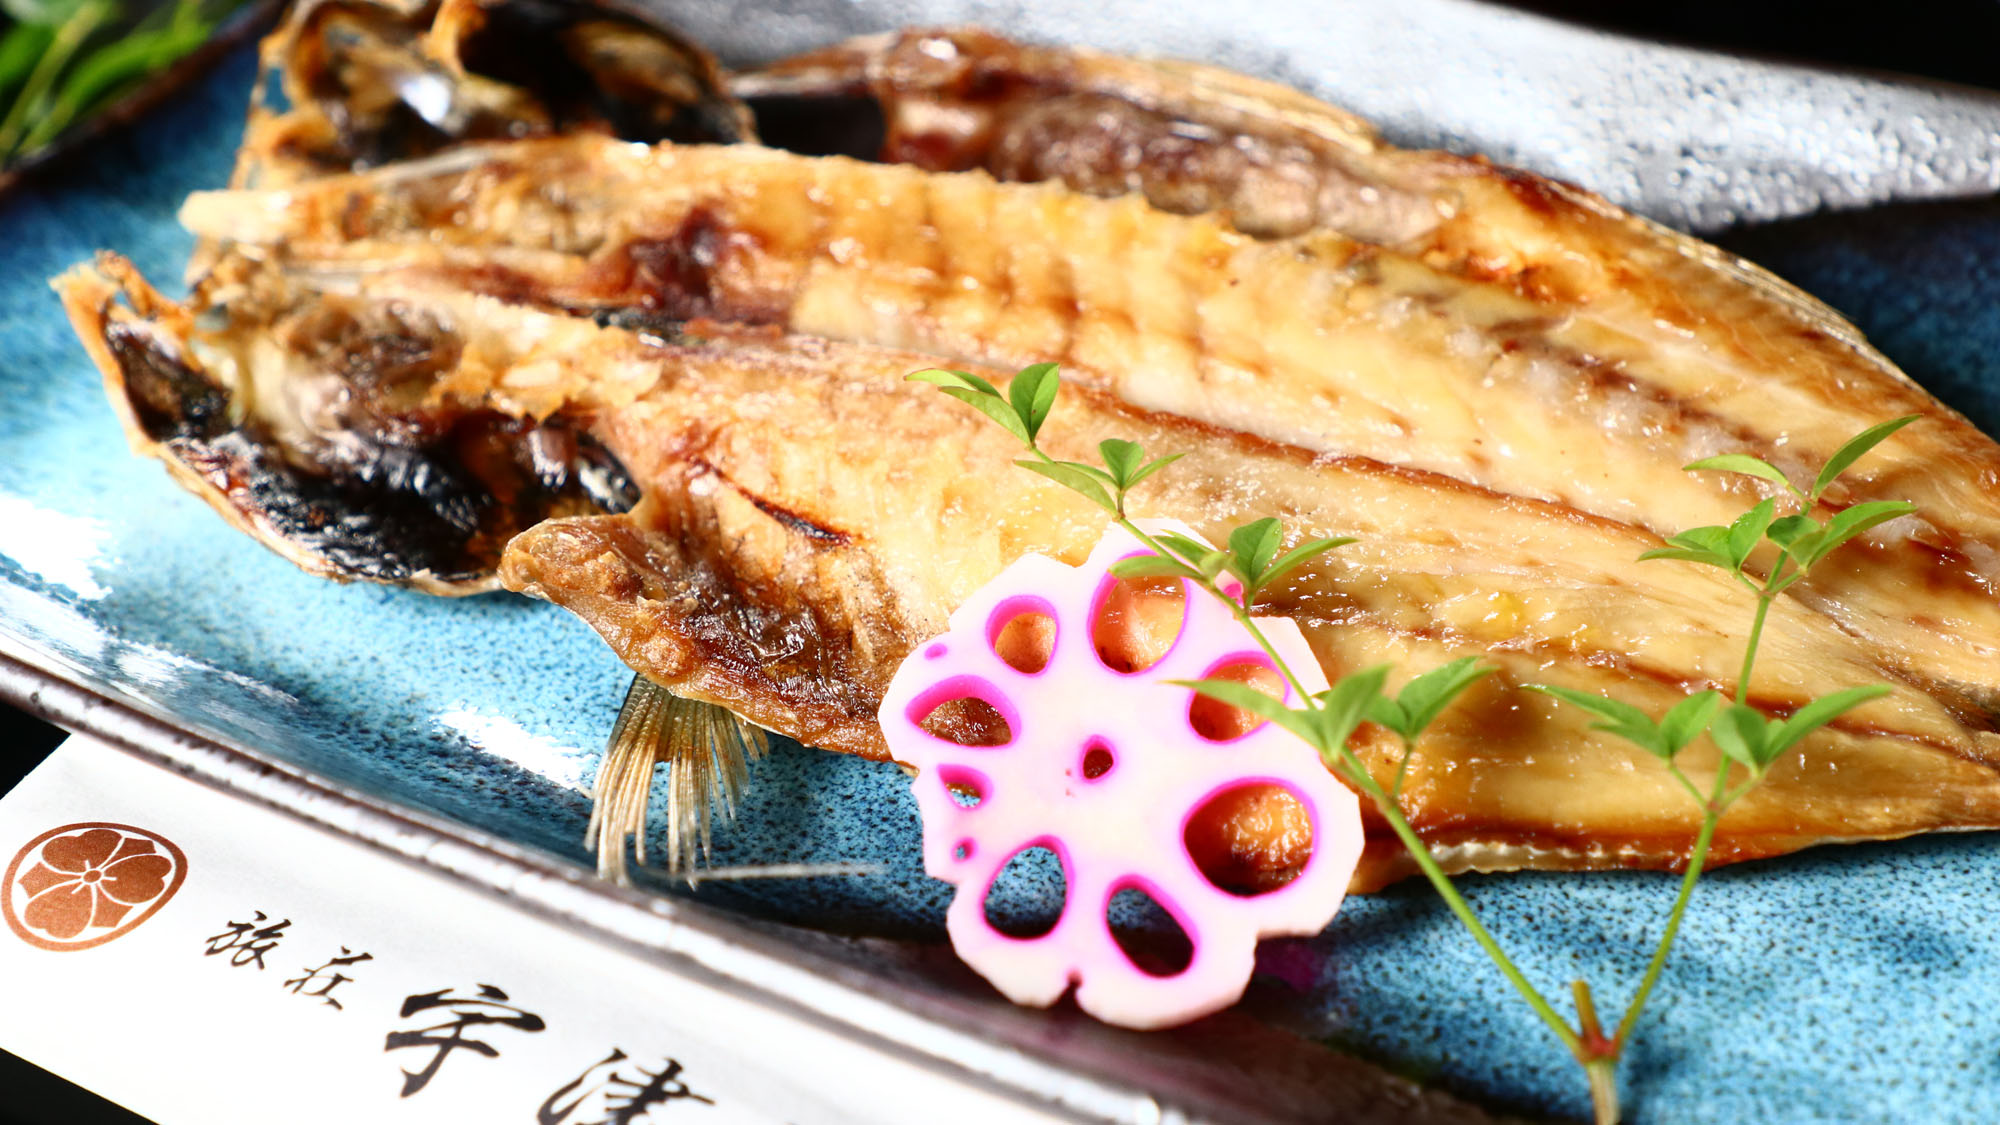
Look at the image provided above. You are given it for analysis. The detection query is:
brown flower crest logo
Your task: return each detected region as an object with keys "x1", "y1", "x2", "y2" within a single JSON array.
[{"x1": 3, "y1": 823, "x2": 187, "y2": 951}]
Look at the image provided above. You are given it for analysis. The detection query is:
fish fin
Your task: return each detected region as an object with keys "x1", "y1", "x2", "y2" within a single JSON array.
[{"x1": 588, "y1": 673, "x2": 769, "y2": 883}]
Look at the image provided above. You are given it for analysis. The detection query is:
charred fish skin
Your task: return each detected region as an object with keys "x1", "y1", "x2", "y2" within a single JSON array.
[
  {"x1": 55, "y1": 253, "x2": 637, "y2": 594},
  {"x1": 178, "y1": 136, "x2": 2000, "y2": 709}
]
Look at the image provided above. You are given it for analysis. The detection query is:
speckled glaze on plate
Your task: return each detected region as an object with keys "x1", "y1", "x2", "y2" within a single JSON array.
[{"x1": 7, "y1": 9, "x2": 2000, "y2": 1122}]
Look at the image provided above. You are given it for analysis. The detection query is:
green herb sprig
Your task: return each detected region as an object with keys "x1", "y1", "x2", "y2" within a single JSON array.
[
  {"x1": 912, "y1": 361, "x2": 1572, "y2": 1056},
  {"x1": 913, "y1": 361, "x2": 1918, "y2": 1124},
  {"x1": 1526, "y1": 417, "x2": 1915, "y2": 1121}
]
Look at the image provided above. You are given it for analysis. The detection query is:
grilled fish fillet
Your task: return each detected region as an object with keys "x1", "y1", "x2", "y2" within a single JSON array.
[
  {"x1": 54, "y1": 258, "x2": 2000, "y2": 889},
  {"x1": 180, "y1": 137, "x2": 2000, "y2": 719}
]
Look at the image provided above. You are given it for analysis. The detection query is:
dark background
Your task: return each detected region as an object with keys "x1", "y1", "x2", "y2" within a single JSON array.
[
  {"x1": 1511, "y1": 0, "x2": 2000, "y2": 91},
  {"x1": 4, "y1": 1, "x2": 1998, "y2": 1121}
]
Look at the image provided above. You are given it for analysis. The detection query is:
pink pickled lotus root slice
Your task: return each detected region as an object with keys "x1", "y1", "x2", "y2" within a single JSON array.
[{"x1": 879, "y1": 520, "x2": 1364, "y2": 1029}]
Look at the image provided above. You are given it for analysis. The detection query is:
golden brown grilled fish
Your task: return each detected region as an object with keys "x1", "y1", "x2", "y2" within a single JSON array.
[
  {"x1": 54, "y1": 257, "x2": 2000, "y2": 890},
  {"x1": 61, "y1": 8, "x2": 2000, "y2": 887},
  {"x1": 178, "y1": 135, "x2": 2000, "y2": 720}
]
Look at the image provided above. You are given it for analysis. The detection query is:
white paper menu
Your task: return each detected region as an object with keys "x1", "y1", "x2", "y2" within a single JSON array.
[{"x1": 0, "y1": 734, "x2": 1069, "y2": 1125}]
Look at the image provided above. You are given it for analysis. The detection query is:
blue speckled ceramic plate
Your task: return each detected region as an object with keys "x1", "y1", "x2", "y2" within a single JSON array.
[{"x1": 9, "y1": 6, "x2": 2000, "y2": 1121}]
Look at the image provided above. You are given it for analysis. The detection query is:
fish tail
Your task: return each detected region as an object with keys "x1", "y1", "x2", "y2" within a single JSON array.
[{"x1": 590, "y1": 674, "x2": 768, "y2": 883}]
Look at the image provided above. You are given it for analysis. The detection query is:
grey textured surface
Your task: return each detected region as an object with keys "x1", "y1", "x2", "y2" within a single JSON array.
[{"x1": 658, "y1": 0, "x2": 2000, "y2": 231}]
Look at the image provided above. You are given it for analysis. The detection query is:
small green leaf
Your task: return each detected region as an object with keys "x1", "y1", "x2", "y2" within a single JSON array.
[
  {"x1": 1014, "y1": 458, "x2": 1114, "y2": 511},
  {"x1": 1098, "y1": 437, "x2": 1144, "y2": 487},
  {"x1": 1194, "y1": 549, "x2": 1232, "y2": 581},
  {"x1": 1658, "y1": 690, "x2": 1725, "y2": 757},
  {"x1": 1708, "y1": 704, "x2": 1771, "y2": 772},
  {"x1": 1364, "y1": 693, "x2": 1411, "y2": 737},
  {"x1": 1765, "y1": 513, "x2": 1818, "y2": 546},
  {"x1": 1763, "y1": 685, "x2": 1893, "y2": 765},
  {"x1": 1637, "y1": 546, "x2": 1733, "y2": 568},
  {"x1": 1392, "y1": 657, "x2": 1492, "y2": 741},
  {"x1": 910, "y1": 369, "x2": 1029, "y2": 444},
  {"x1": 1683, "y1": 454, "x2": 1798, "y2": 495},
  {"x1": 1765, "y1": 513, "x2": 1824, "y2": 572},
  {"x1": 1152, "y1": 532, "x2": 1214, "y2": 566},
  {"x1": 1259, "y1": 536, "x2": 1356, "y2": 588},
  {"x1": 1726, "y1": 498, "x2": 1777, "y2": 568},
  {"x1": 908, "y1": 367, "x2": 1004, "y2": 399},
  {"x1": 1124, "y1": 453, "x2": 1185, "y2": 489},
  {"x1": 1008, "y1": 362, "x2": 1061, "y2": 441},
  {"x1": 1811, "y1": 416, "x2": 1918, "y2": 499},
  {"x1": 1174, "y1": 678, "x2": 1319, "y2": 746},
  {"x1": 1312, "y1": 665, "x2": 1394, "y2": 751},
  {"x1": 1526, "y1": 684, "x2": 1669, "y2": 757},
  {"x1": 1108, "y1": 554, "x2": 1199, "y2": 581},
  {"x1": 1641, "y1": 526, "x2": 1737, "y2": 571},
  {"x1": 1527, "y1": 685, "x2": 1654, "y2": 728},
  {"x1": 1801, "y1": 501, "x2": 1916, "y2": 569},
  {"x1": 1059, "y1": 460, "x2": 1117, "y2": 488},
  {"x1": 1228, "y1": 518, "x2": 1284, "y2": 582},
  {"x1": 1667, "y1": 526, "x2": 1733, "y2": 555}
]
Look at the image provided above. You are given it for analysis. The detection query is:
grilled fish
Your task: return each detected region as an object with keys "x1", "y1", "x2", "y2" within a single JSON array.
[
  {"x1": 60, "y1": 6, "x2": 2000, "y2": 887},
  {"x1": 54, "y1": 256, "x2": 2000, "y2": 889},
  {"x1": 179, "y1": 135, "x2": 2000, "y2": 717},
  {"x1": 83, "y1": 0, "x2": 775, "y2": 873}
]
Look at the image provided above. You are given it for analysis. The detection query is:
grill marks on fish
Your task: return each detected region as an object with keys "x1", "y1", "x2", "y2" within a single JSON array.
[
  {"x1": 730, "y1": 29, "x2": 1932, "y2": 436},
  {"x1": 61, "y1": 247, "x2": 2000, "y2": 887},
  {"x1": 466, "y1": 322, "x2": 2000, "y2": 890},
  {"x1": 687, "y1": 456, "x2": 851, "y2": 546},
  {"x1": 739, "y1": 30, "x2": 2000, "y2": 601},
  {"x1": 161, "y1": 145, "x2": 1899, "y2": 525},
  {"x1": 178, "y1": 138, "x2": 2000, "y2": 704},
  {"x1": 172, "y1": 148, "x2": 1725, "y2": 510},
  {"x1": 106, "y1": 319, "x2": 232, "y2": 443}
]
